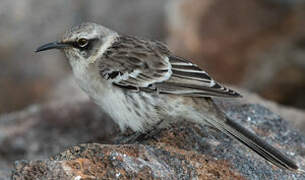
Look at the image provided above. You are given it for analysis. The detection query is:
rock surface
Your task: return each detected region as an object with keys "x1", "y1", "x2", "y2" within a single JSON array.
[
  {"x1": 1, "y1": 92, "x2": 304, "y2": 179},
  {"x1": 12, "y1": 144, "x2": 244, "y2": 180},
  {"x1": 0, "y1": 99, "x2": 115, "y2": 179}
]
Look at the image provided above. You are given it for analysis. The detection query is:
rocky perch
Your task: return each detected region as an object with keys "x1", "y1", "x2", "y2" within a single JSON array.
[{"x1": 1, "y1": 93, "x2": 305, "y2": 179}]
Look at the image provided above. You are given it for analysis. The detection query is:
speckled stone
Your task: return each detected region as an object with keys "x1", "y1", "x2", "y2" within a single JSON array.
[{"x1": 10, "y1": 101, "x2": 305, "y2": 179}]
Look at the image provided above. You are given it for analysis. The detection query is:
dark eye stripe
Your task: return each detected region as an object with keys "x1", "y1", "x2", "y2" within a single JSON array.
[{"x1": 66, "y1": 38, "x2": 98, "y2": 50}]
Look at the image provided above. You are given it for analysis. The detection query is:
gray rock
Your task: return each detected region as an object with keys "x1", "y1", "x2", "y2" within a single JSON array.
[
  {"x1": 12, "y1": 143, "x2": 244, "y2": 180},
  {"x1": 0, "y1": 99, "x2": 115, "y2": 180},
  {"x1": 1, "y1": 94, "x2": 304, "y2": 179}
]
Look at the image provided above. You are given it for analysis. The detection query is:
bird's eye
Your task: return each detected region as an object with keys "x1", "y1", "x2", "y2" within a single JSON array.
[{"x1": 77, "y1": 38, "x2": 89, "y2": 48}]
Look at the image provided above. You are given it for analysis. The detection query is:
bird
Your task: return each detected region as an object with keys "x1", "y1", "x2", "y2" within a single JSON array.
[{"x1": 36, "y1": 22, "x2": 298, "y2": 171}]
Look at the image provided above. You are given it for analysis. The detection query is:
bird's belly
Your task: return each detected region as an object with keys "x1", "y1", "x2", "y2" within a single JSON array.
[
  {"x1": 77, "y1": 75, "x2": 160, "y2": 132},
  {"x1": 96, "y1": 88, "x2": 161, "y2": 132},
  {"x1": 73, "y1": 67, "x2": 202, "y2": 132}
]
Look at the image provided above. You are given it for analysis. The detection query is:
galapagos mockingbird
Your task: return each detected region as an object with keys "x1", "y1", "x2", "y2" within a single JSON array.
[{"x1": 36, "y1": 22, "x2": 299, "y2": 171}]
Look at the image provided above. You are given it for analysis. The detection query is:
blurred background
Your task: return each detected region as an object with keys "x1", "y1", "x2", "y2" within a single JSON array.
[
  {"x1": 1, "y1": 1, "x2": 305, "y2": 178},
  {"x1": 1, "y1": 0, "x2": 305, "y2": 114}
]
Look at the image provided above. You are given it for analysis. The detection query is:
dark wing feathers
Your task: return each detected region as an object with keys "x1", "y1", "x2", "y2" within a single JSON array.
[
  {"x1": 99, "y1": 36, "x2": 241, "y2": 98},
  {"x1": 163, "y1": 56, "x2": 241, "y2": 97},
  {"x1": 100, "y1": 36, "x2": 172, "y2": 89}
]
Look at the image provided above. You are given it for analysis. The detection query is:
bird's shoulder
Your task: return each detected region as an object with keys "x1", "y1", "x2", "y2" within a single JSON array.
[
  {"x1": 97, "y1": 35, "x2": 172, "y2": 87},
  {"x1": 97, "y1": 35, "x2": 241, "y2": 98},
  {"x1": 102, "y1": 35, "x2": 171, "y2": 59}
]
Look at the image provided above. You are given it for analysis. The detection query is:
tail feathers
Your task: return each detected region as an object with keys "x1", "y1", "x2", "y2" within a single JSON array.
[{"x1": 206, "y1": 117, "x2": 299, "y2": 171}]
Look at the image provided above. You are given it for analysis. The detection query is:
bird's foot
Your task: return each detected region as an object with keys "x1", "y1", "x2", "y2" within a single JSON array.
[
  {"x1": 134, "y1": 129, "x2": 162, "y2": 142},
  {"x1": 118, "y1": 128, "x2": 162, "y2": 144}
]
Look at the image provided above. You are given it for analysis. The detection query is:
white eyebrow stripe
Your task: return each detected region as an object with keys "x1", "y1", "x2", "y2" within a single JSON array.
[{"x1": 88, "y1": 33, "x2": 118, "y2": 63}]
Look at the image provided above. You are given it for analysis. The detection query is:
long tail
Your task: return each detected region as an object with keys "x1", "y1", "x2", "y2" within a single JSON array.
[
  {"x1": 214, "y1": 117, "x2": 298, "y2": 170},
  {"x1": 203, "y1": 101, "x2": 299, "y2": 171}
]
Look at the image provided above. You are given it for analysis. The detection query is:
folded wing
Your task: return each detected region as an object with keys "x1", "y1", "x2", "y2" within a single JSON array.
[
  {"x1": 156, "y1": 56, "x2": 241, "y2": 98},
  {"x1": 99, "y1": 36, "x2": 241, "y2": 98}
]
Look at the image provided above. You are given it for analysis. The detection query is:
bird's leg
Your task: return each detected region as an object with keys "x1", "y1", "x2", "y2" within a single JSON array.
[
  {"x1": 118, "y1": 119, "x2": 166, "y2": 144},
  {"x1": 121, "y1": 131, "x2": 146, "y2": 144},
  {"x1": 134, "y1": 119, "x2": 165, "y2": 142},
  {"x1": 115, "y1": 128, "x2": 142, "y2": 144}
]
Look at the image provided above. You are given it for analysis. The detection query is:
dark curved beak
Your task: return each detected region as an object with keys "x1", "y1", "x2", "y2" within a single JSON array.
[{"x1": 35, "y1": 41, "x2": 70, "y2": 53}]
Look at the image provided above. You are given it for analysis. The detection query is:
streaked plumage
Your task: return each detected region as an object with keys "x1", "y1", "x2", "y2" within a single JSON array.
[
  {"x1": 36, "y1": 22, "x2": 299, "y2": 171},
  {"x1": 100, "y1": 36, "x2": 241, "y2": 98}
]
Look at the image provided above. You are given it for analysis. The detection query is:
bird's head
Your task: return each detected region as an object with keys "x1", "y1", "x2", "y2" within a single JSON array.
[{"x1": 36, "y1": 22, "x2": 118, "y2": 67}]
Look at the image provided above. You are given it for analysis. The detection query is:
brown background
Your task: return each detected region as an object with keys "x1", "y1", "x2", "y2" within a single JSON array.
[{"x1": 1, "y1": 0, "x2": 305, "y2": 114}]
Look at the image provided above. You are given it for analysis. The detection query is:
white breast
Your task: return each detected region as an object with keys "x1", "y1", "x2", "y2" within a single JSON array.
[{"x1": 71, "y1": 62, "x2": 160, "y2": 132}]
